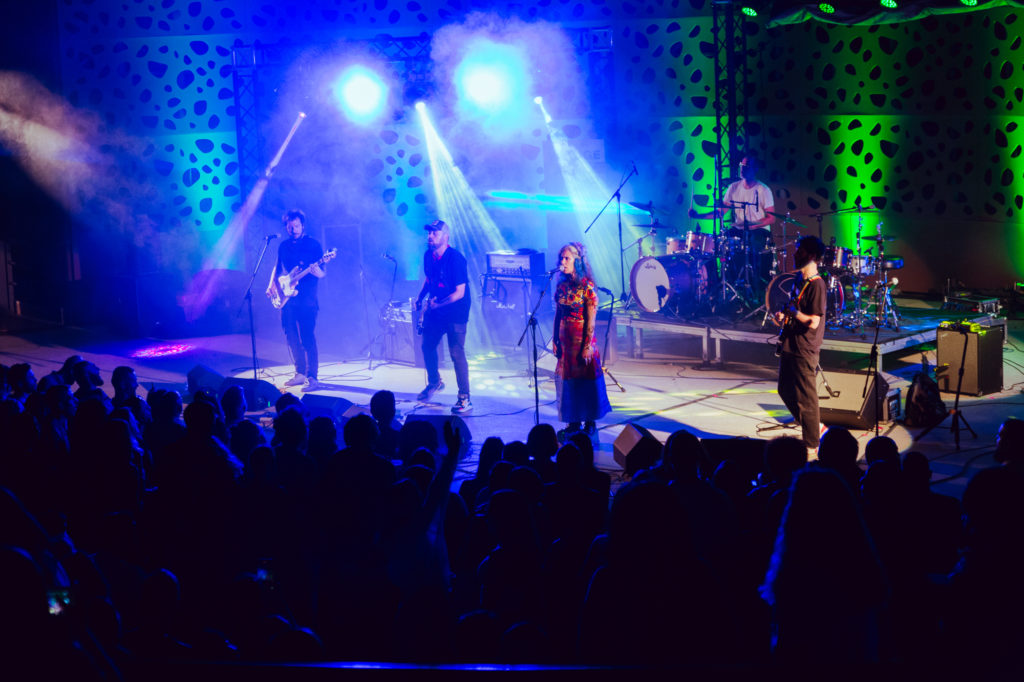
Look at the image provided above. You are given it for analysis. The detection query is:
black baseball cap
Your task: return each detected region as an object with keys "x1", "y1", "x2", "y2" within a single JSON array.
[{"x1": 423, "y1": 219, "x2": 448, "y2": 232}]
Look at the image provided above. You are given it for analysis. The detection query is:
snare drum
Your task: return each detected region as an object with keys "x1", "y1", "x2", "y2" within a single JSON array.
[
  {"x1": 849, "y1": 254, "x2": 875, "y2": 276},
  {"x1": 879, "y1": 255, "x2": 903, "y2": 270},
  {"x1": 822, "y1": 245, "x2": 852, "y2": 271},
  {"x1": 630, "y1": 255, "x2": 708, "y2": 314},
  {"x1": 684, "y1": 230, "x2": 715, "y2": 256}
]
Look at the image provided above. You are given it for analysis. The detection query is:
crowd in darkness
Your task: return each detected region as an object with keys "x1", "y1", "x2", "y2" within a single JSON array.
[{"x1": 2, "y1": 356, "x2": 1024, "y2": 677}]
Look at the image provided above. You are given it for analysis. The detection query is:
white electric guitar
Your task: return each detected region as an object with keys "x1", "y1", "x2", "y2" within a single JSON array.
[{"x1": 268, "y1": 248, "x2": 337, "y2": 309}]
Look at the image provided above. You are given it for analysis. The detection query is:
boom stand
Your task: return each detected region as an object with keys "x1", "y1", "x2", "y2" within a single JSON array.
[
  {"x1": 861, "y1": 319, "x2": 883, "y2": 436},
  {"x1": 518, "y1": 271, "x2": 558, "y2": 425},
  {"x1": 914, "y1": 328, "x2": 977, "y2": 450},
  {"x1": 239, "y1": 234, "x2": 276, "y2": 382},
  {"x1": 584, "y1": 164, "x2": 639, "y2": 302}
]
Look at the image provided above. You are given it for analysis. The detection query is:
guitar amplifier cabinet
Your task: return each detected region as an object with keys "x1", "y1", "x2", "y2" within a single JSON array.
[{"x1": 936, "y1": 325, "x2": 1003, "y2": 396}]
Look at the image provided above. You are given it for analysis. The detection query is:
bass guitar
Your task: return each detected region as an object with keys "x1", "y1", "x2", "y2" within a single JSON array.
[
  {"x1": 415, "y1": 295, "x2": 433, "y2": 335},
  {"x1": 268, "y1": 248, "x2": 337, "y2": 309}
]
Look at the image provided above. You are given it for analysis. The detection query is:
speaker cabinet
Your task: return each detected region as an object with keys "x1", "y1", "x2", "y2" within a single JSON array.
[
  {"x1": 817, "y1": 370, "x2": 892, "y2": 429},
  {"x1": 187, "y1": 364, "x2": 225, "y2": 398},
  {"x1": 481, "y1": 276, "x2": 540, "y2": 352},
  {"x1": 301, "y1": 394, "x2": 356, "y2": 422},
  {"x1": 613, "y1": 423, "x2": 662, "y2": 476},
  {"x1": 936, "y1": 325, "x2": 1003, "y2": 396},
  {"x1": 381, "y1": 310, "x2": 425, "y2": 367},
  {"x1": 403, "y1": 414, "x2": 472, "y2": 458},
  {"x1": 219, "y1": 377, "x2": 281, "y2": 410}
]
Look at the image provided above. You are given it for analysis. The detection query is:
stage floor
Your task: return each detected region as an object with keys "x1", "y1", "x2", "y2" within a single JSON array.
[{"x1": 3, "y1": 311, "x2": 1022, "y2": 501}]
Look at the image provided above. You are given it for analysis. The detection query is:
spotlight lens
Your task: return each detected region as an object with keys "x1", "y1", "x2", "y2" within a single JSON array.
[
  {"x1": 533, "y1": 96, "x2": 543, "y2": 104},
  {"x1": 333, "y1": 66, "x2": 388, "y2": 124},
  {"x1": 455, "y1": 40, "x2": 529, "y2": 115},
  {"x1": 415, "y1": 101, "x2": 426, "y2": 111},
  {"x1": 880, "y1": 0, "x2": 897, "y2": 8},
  {"x1": 741, "y1": 6, "x2": 758, "y2": 16},
  {"x1": 818, "y1": 2, "x2": 835, "y2": 12}
]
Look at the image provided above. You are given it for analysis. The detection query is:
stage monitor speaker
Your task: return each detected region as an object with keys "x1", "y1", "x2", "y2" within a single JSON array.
[
  {"x1": 301, "y1": 394, "x2": 356, "y2": 423},
  {"x1": 403, "y1": 414, "x2": 472, "y2": 457},
  {"x1": 936, "y1": 325, "x2": 1003, "y2": 396},
  {"x1": 613, "y1": 423, "x2": 662, "y2": 476},
  {"x1": 218, "y1": 377, "x2": 281, "y2": 410},
  {"x1": 187, "y1": 364, "x2": 225, "y2": 398},
  {"x1": 817, "y1": 369, "x2": 891, "y2": 429}
]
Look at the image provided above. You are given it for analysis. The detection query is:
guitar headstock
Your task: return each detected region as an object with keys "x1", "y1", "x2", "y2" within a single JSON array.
[{"x1": 322, "y1": 248, "x2": 338, "y2": 263}]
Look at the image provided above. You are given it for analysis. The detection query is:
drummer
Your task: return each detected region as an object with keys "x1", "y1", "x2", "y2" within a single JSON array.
[{"x1": 689, "y1": 155, "x2": 774, "y2": 278}]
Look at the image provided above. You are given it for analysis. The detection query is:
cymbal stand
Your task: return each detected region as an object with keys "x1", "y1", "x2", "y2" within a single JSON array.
[
  {"x1": 844, "y1": 216, "x2": 869, "y2": 330},
  {"x1": 730, "y1": 199, "x2": 760, "y2": 307},
  {"x1": 869, "y1": 223, "x2": 901, "y2": 330},
  {"x1": 741, "y1": 216, "x2": 787, "y2": 327}
]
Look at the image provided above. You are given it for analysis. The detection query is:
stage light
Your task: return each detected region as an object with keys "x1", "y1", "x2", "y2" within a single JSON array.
[
  {"x1": 741, "y1": 5, "x2": 758, "y2": 16},
  {"x1": 332, "y1": 65, "x2": 388, "y2": 124},
  {"x1": 959, "y1": 0, "x2": 977, "y2": 5},
  {"x1": 533, "y1": 96, "x2": 552, "y2": 124},
  {"x1": 818, "y1": 2, "x2": 836, "y2": 12},
  {"x1": 415, "y1": 100, "x2": 426, "y2": 111},
  {"x1": 880, "y1": 0, "x2": 897, "y2": 8},
  {"x1": 454, "y1": 40, "x2": 530, "y2": 117},
  {"x1": 533, "y1": 96, "x2": 543, "y2": 104}
]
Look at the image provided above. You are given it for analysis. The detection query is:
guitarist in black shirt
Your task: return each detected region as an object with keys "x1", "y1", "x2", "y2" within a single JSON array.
[
  {"x1": 772, "y1": 235, "x2": 827, "y2": 455},
  {"x1": 267, "y1": 209, "x2": 326, "y2": 392}
]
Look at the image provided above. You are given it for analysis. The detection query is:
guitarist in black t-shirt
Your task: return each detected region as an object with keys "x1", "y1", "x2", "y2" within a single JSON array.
[
  {"x1": 772, "y1": 235, "x2": 828, "y2": 455},
  {"x1": 266, "y1": 209, "x2": 327, "y2": 392},
  {"x1": 414, "y1": 219, "x2": 473, "y2": 415}
]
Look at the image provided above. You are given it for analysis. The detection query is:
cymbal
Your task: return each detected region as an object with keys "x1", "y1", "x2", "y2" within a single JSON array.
[
  {"x1": 633, "y1": 223, "x2": 669, "y2": 229},
  {"x1": 863, "y1": 234, "x2": 895, "y2": 242},
  {"x1": 629, "y1": 201, "x2": 655, "y2": 213}
]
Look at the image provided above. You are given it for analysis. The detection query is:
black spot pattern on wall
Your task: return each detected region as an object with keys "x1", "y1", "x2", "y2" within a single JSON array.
[{"x1": 756, "y1": 12, "x2": 1024, "y2": 221}]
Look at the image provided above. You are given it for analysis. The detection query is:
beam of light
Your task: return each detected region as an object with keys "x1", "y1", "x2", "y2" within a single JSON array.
[
  {"x1": 535, "y1": 99, "x2": 636, "y2": 297},
  {"x1": 416, "y1": 103, "x2": 514, "y2": 358},
  {"x1": 183, "y1": 112, "x2": 307, "y2": 322},
  {"x1": 454, "y1": 39, "x2": 532, "y2": 135},
  {"x1": 333, "y1": 66, "x2": 389, "y2": 125}
]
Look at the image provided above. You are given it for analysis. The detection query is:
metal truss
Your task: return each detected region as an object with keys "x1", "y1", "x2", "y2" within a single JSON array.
[{"x1": 712, "y1": 1, "x2": 751, "y2": 200}]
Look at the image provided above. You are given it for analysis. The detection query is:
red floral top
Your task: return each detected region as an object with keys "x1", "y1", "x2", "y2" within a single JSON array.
[{"x1": 556, "y1": 278, "x2": 597, "y2": 321}]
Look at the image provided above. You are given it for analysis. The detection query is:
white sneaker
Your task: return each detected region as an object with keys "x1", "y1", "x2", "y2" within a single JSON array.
[
  {"x1": 284, "y1": 373, "x2": 305, "y2": 387},
  {"x1": 301, "y1": 377, "x2": 319, "y2": 392}
]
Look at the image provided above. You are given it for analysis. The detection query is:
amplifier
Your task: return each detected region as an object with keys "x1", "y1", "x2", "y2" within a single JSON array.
[
  {"x1": 936, "y1": 324, "x2": 1003, "y2": 396},
  {"x1": 486, "y1": 250, "x2": 546, "y2": 278}
]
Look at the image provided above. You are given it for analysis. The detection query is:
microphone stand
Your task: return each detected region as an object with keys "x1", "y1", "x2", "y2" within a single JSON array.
[
  {"x1": 598, "y1": 287, "x2": 625, "y2": 393},
  {"x1": 584, "y1": 164, "x2": 639, "y2": 302},
  {"x1": 518, "y1": 271, "x2": 559, "y2": 425},
  {"x1": 239, "y1": 235, "x2": 276, "y2": 382}
]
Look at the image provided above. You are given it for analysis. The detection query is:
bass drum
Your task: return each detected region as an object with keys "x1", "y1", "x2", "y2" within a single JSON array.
[
  {"x1": 630, "y1": 255, "x2": 707, "y2": 314},
  {"x1": 765, "y1": 272, "x2": 844, "y2": 320}
]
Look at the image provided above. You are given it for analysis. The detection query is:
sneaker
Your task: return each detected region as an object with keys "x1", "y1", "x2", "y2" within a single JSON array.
[
  {"x1": 807, "y1": 446, "x2": 819, "y2": 462},
  {"x1": 284, "y1": 373, "x2": 306, "y2": 387},
  {"x1": 451, "y1": 394, "x2": 473, "y2": 415},
  {"x1": 301, "y1": 377, "x2": 320, "y2": 392},
  {"x1": 416, "y1": 380, "x2": 445, "y2": 401}
]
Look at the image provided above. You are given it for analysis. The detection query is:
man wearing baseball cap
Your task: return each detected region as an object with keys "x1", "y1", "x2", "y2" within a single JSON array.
[{"x1": 414, "y1": 219, "x2": 472, "y2": 414}]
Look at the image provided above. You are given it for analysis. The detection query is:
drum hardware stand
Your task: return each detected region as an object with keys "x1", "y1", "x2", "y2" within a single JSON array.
[
  {"x1": 584, "y1": 162, "x2": 639, "y2": 304},
  {"x1": 913, "y1": 326, "x2": 977, "y2": 450}
]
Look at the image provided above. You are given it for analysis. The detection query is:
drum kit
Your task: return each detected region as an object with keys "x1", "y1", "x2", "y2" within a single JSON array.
[{"x1": 626, "y1": 200, "x2": 903, "y2": 330}]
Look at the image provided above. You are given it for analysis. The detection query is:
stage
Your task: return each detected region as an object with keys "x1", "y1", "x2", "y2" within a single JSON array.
[{"x1": 3, "y1": 299, "x2": 1021, "y2": 501}]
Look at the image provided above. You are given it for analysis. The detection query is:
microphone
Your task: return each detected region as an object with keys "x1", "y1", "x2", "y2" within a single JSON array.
[
  {"x1": 382, "y1": 252, "x2": 396, "y2": 262},
  {"x1": 888, "y1": 277, "x2": 899, "y2": 288},
  {"x1": 632, "y1": 161, "x2": 639, "y2": 177},
  {"x1": 266, "y1": 234, "x2": 278, "y2": 241},
  {"x1": 546, "y1": 268, "x2": 560, "y2": 276},
  {"x1": 597, "y1": 286, "x2": 614, "y2": 296}
]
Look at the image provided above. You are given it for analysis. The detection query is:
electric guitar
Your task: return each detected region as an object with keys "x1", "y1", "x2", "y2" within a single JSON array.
[
  {"x1": 773, "y1": 274, "x2": 820, "y2": 356},
  {"x1": 415, "y1": 295, "x2": 433, "y2": 335},
  {"x1": 268, "y1": 248, "x2": 337, "y2": 309}
]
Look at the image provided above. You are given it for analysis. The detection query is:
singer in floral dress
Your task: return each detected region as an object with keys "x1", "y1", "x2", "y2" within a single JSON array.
[{"x1": 553, "y1": 242, "x2": 612, "y2": 435}]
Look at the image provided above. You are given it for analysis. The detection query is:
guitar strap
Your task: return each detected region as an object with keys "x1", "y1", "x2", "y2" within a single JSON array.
[{"x1": 793, "y1": 274, "x2": 821, "y2": 308}]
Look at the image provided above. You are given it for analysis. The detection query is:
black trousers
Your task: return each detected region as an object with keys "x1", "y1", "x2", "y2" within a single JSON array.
[
  {"x1": 778, "y1": 351, "x2": 820, "y2": 448},
  {"x1": 282, "y1": 302, "x2": 318, "y2": 379},
  {"x1": 421, "y1": 319, "x2": 470, "y2": 396}
]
